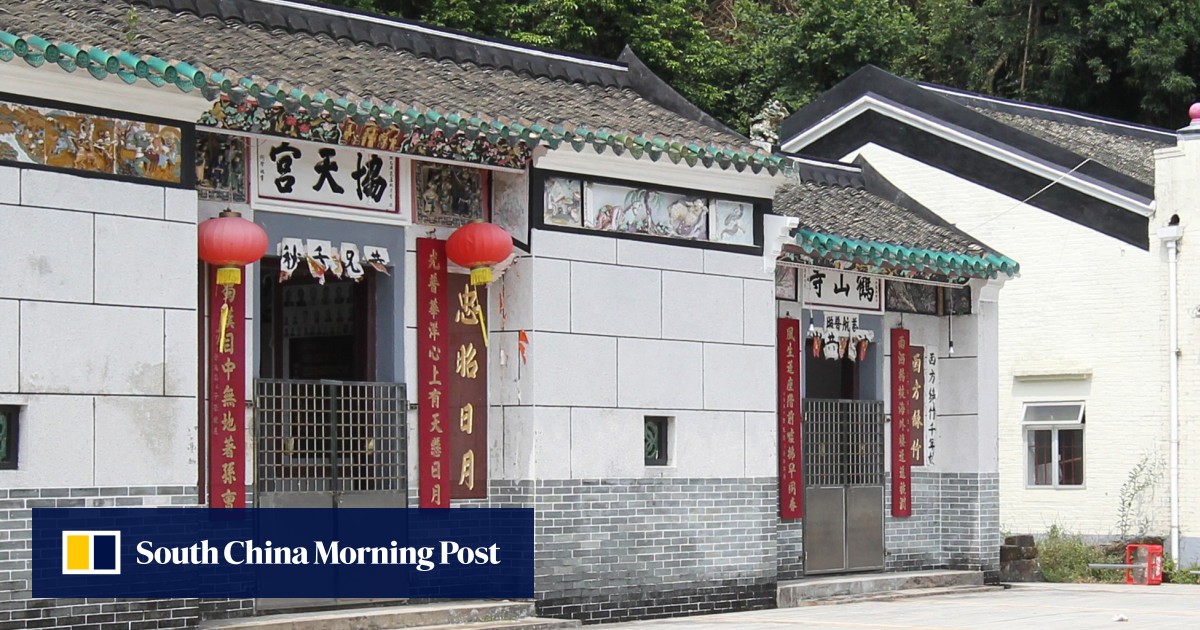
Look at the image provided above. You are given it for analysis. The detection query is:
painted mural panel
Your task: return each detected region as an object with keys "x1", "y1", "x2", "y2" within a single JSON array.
[
  {"x1": 0, "y1": 99, "x2": 184, "y2": 184},
  {"x1": 885, "y1": 281, "x2": 972, "y2": 316},
  {"x1": 885, "y1": 281, "x2": 939, "y2": 315},
  {"x1": 195, "y1": 132, "x2": 248, "y2": 203},
  {"x1": 775, "y1": 266, "x2": 798, "y2": 300},
  {"x1": 585, "y1": 182, "x2": 709, "y2": 240},
  {"x1": 543, "y1": 177, "x2": 583, "y2": 227},
  {"x1": 710, "y1": 199, "x2": 754, "y2": 245},
  {"x1": 540, "y1": 174, "x2": 758, "y2": 247},
  {"x1": 491, "y1": 170, "x2": 529, "y2": 245},
  {"x1": 413, "y1": 161, "x2": 488, "y2": 227}
]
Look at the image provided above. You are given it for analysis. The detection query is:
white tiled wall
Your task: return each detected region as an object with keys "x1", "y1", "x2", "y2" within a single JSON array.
[
  {"x1": 509, "y1": 228, "x2": 778, "y2": 480},
  {"x1": 0, "y1": 166, "x2": 199, "y2": 489}
]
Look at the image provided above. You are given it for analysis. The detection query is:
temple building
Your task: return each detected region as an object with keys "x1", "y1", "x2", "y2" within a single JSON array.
[
  {"x1": 0, "y1": 1, "x2": 1014, "y2": 627},
  {"x1": 780, "y1": 65, "x2": 1200, "y2": 566}
]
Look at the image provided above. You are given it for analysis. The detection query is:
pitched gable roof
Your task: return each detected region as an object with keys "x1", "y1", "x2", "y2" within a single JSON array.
[
  {"x1": 774, "y1": 156, "x2": 1017, "y2": 280},
  {"x1": 923, "y1": 84, "x2": 1173, "y2": 186},
  {"x1": 778, "y1": 65, "x2": 1172, "y2": 249},
  {"x1": 0, "y1": 0, "x2": 784, "y2": 172}
]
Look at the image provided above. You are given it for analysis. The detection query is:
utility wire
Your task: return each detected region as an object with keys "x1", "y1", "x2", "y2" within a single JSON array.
[{"x1": 968, "y1": 157, "x2": 1092, "y2": 231}]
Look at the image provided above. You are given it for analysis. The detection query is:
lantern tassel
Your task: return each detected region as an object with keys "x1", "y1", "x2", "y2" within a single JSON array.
[
  {"x1": 475, "y1": 304, "x2": 489, "y2": 348},
  {"x1": 470, "y1": 267, "x2": 493, "y2": 286},
  {"x1": 215, "y1": 267, "x2": 241, "y2": 286},
  {"x1": 218, "y1": 302, "x2": 231, "y2": 353}
]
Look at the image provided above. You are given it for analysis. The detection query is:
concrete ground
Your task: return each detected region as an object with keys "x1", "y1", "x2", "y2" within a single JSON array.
[{"x1": 602, "y1": 583, "x2": 1200, "y2": 629}]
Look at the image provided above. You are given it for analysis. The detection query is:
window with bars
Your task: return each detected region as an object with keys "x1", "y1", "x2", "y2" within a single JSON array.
[
  {"x1": 0, "y1": 405, "x2": 19, "y2": 470},
  {"x1": 1024, "y1": 402, "x2": 1085, "y2": 487},
  {"x1": 644, "y1": 416, "x2": 670, "y2": 466}
]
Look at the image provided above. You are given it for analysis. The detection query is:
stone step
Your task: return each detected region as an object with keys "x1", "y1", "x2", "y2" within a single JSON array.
[
  {"x1": 777, "y1": 569, "x2": 985, "y2": 607},
  {"x1": 388, "y1": 618, "x2": 581, "y2": 630},
  {"x1": 787, "y1": 584, "x2": 1002, "y2": 607},
  {"x1": 201, "y1": 601, "x2": 537, "y2": 630}
]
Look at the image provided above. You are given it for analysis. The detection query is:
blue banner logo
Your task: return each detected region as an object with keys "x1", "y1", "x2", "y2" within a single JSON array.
[
  {"x1": 34, "y1": 508, "x2": 533, "y2": 599},
  {"x1": 62, "y1": 531, "x2": 121, "y2": 575}
]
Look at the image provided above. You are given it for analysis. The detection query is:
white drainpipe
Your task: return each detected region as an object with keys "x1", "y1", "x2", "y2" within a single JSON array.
[{"x1": 1158, "y1": 224, "x2": 1184, "y2": 560}]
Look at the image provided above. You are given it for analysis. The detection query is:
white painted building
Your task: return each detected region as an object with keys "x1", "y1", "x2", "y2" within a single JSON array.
[
  {"x1": 0, "y1": 3, "x2": 1016, "y2": 628},
  {"x1": 779, "y1": 65, "x2": 1200, "y2": 565}
]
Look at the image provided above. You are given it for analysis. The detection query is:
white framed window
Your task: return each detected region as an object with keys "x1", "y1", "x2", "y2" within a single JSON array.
[{"x1": 1024, "y1": 402, "x2": 1085, "y2": 487}]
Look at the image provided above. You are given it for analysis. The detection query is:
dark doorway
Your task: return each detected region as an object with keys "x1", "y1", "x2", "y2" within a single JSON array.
[
  {"x1": 805, "y1": 349, "x2": 866, "y2": 400},
  {"x1": 258, "y1": 258, "x2": 375, "y2": 381}
]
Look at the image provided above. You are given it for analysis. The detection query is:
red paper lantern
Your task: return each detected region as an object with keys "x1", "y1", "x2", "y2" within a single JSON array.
[
  {"x1": 198, "y1": 209, "x2": 269, "y2": 286},
  {"x1": 446, "y1": 220, "x2": 513, "y2": 285}
]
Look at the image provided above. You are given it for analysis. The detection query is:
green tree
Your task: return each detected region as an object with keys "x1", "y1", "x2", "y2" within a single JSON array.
[
  {"x1": 322, "y1": 0, "x2": 734, "y2": 123},
  {"x1": 321, "y1": 0, "x2": 1200, "y2": 131},
  {"x1": 711, "y1": 0, "x2": 924, "y2": 130}
]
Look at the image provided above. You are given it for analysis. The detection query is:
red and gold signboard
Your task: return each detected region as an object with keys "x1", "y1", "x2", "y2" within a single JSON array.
[
  {"x1": 910, "y1": 346, "x2": 926, "y2": 467},
  {"x1": 417, "y1": 238, "x2": 451, "y2": 508},
  {"x1": 208, "y1": 274, "x2": 246, "y2": 508},
  {"x1": 890, "y1": 328, "x2": 912, "y2": 517},
  {"x1": 778, "y1": 318, "x2": 803, "y2": 519},
  {"x1": 447, "y1": 273, "x2": 489, "y2": 499}
]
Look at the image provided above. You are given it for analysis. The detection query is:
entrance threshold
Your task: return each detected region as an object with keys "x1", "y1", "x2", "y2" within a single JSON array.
[
  {"x1": 201, "y1": 600, "x2": 580, "y2": 630},
  {"x1": 778, "y1": 569, "x2": 991, "y2": 607}
]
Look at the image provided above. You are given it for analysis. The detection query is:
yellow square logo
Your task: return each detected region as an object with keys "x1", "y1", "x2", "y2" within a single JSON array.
[{"x1": 61, "y1": 531, "x2": 121, "y2": 575}]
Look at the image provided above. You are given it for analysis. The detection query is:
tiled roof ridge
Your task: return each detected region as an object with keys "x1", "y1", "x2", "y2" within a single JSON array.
[
  {"x1": 793, "y1": 226, "x2": 1019, "y2": 279},
  {"x1": 0, "y1": 2, "x2": 788, "y2": 173},
  {"x1": 919, "y1": 81, "x2": 1176, "y2": 143},
  {"x1": 784, "y1": 154, "x2": 865, "y2": 189},
  {"x1": 131, "y1": 0, "x2": 636, "y2": 90},
  {"x1": 773, "y1": 155, "x2": 1019, "y2": 279}
]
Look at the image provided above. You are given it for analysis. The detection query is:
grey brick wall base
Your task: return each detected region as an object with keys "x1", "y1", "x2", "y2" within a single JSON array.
[
  {"x1": 3, "y1": 472, "x2": 999, "y2": 627},
  {"x1": 885, "y1": 471, "x2": 1001, "y2": 576},
  {"x1": 0, "y1": 487, "x2": 252, "y2": 630}
]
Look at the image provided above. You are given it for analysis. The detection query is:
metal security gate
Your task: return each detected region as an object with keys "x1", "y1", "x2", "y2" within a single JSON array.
[
  {"x1": 253, "y1": 379, "x2": 407, "y2": 611},
  {"x1": 803, "y1": 399, "x2": 886, "y2": 574},
  {"x1": 254, "y1": 379, "x2": 408, "y2": 509}
]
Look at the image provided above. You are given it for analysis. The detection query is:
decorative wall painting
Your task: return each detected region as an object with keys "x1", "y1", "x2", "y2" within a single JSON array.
[
  {"x1": 198, "y1": 96, "x2": 531, "y2": 169},
  {"x1": 710, "y1": 199, "x2": 754, "y2": 245},
  {"x1": 585, "y1": 182, "x2": 709, "y2": 240},
  {"x1": 885, "y1": 280, "x2": 939, "y2": 315},
  {"x1": 196, "y1": 132, "x2": 248, "y2": 203},
  {"x1": 0, "y1": 99, "x2": 184, "y2": 184},
  {"x1": 775, "y1": 266, "x2": 797, "y2": 300},
  {"x1": 944, "y1": 285, "x2": 972, "y2": 315},
  {"x1": 414, "y1": 161, "x2": 488, "y2": 227},
  {"x1": 491, "y1": 170, "x2": 529, "y2": 246},
  {"x1": 885, "y1": 281, "x2": 972, "y2": 316},
  {"x1": 544, "y1": 177, "x2": 583, "y2": 227}
]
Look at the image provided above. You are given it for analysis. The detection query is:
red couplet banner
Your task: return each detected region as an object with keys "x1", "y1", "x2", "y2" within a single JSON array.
[
  {"x1": 890, "y1": 328, "x2": 912, "y2": 517},
  {"x1": 446, "y1": 273, "x2": 489, "y2": 499},
  {"x1": 208, "y1": 272, "x2": 246, "y2": 508},
  {"x1": 777, "y1": 318, "x2": 803, "y2": 519},
  {"x1": 909, "y1": 346, "x2": 926, "y2": 467},
  {"x1": 417, "y1": 239, "x2": 450, "y2": 508}
]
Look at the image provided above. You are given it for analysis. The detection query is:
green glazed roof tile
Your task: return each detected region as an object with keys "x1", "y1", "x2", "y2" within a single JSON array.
[
  {"x1": 0, "y1": 22, "x2": 798, "y2": 174},
  {"x1": 794, "y1": 228, "x2": 1019, "y2": 280}
]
